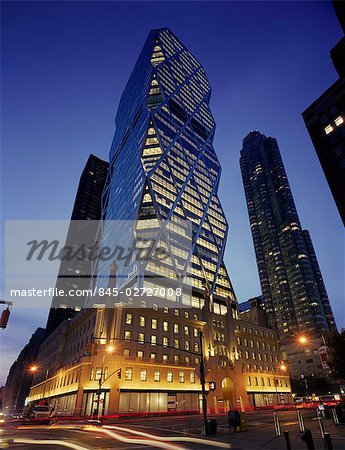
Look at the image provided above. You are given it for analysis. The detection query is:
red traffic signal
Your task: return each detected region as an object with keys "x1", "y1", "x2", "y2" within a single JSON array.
[
  {"x1": 117, "y1": 369, "x2": 122, "y2": 379},
  {"x1": 0, "y1": 309, "x2": 10, "y2": 329}
]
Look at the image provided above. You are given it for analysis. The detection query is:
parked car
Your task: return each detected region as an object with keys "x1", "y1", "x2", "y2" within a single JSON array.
[{"x1": 27, "y1": 405, "x2": 52, "y2": 420}]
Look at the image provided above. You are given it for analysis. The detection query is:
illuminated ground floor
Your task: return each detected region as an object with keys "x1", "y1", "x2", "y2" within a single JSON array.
[{"x1": 28, "y1": 359, "x2": 292, "y2": 416}]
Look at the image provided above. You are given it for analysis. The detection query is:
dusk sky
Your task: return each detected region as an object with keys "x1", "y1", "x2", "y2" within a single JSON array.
[{"x1": 1, "y1": 1, "x2": 344, "y2": 385}]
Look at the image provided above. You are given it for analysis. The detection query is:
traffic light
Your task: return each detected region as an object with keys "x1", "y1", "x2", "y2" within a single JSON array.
[
  {"x1": 0, "y1": 309, "x2": 10, "y2": 329},
  {"x1": 117, "y1": 369, "x2": 122, "y2": 379}
]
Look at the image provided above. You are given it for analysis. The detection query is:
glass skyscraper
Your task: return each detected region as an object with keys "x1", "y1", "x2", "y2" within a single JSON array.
[
  {"x1": 240, "y1": 131, "x2": 336, "y2": 378},
  {"x1": 28, "y1": 30, "x2": 294, "y2": 415},
  {"x1": 92, "y1": 28, "x2": 236, "y2": 310}
]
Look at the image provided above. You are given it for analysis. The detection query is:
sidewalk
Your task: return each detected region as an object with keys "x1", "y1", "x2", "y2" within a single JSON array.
[{"x1": 212, "y1": 418, "x2": 345, "y2": 449}]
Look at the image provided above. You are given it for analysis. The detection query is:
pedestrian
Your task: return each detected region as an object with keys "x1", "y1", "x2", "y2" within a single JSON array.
[{"x1": 318, "y1": 401, "x2": 325, "y2": 418}]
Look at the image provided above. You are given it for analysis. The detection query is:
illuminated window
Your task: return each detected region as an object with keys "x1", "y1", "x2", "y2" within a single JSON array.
[
  {"x1": 335, "y1": 116, "x2": 344, "y2": 126},
  {"x1": 174, "y1": 339, "x2": 179, "y2": 349},
  {"x1": 167, "y1": 371, "x2": 173, "y2": 382},
  {"x1": 325, "y1": 124, "x2": 333, "y2": 134},
  {"x1": 179, "y1": 371, "x2": 185, "y2": 383},
  {"x1": 95, "y1": 367, "x2": 102, "y2": 381},
  {"x1": 163, "y1": 354, "x2": 168, "y2": 361},
  {"x1": 154, "y1": 370, "x2": 160, "y2": 382},
  {"x1": 139, "y1": 316, "x2": 145, "y2": 327},
  {"x1": 174, "y1": 355, "x2": 179, "y2": 363},
  {"x1": 163, "y1": 336, "x2": 169, "y2": 347},
  {"x1": 125, "y1": 313, "x2": 133, "y2": 324},
  {"x1": 163, "y1": 321, "x2": 168, "y2": 332},
  {"x1": 150, "y1": 352, "x2": 157, "y2": 360},
  {"x1": 125, "y1": 331, "x2": 132, "y2": 341},
  {"x1": 151, "y1": 335, "x2": 157, "y2": 346},
  {"x1": 174, "y1": 324, "x2": 179, "y2": 333},
  {"x1": 151, "y1": 319, "x2": 158, "y2": 329},
  {"x1": 137, "y1": 350, "x2": 144, "y2": 358},
  {"x1": 185, "y1": 340, "x2": 190, "y2": 351},
  {"x1": 125, "y1": 367, "x2": 133, "y2": 381},
  {"x1": 184, "y1": 326, "x2": 189, "y2": 335},
  {"x1": 190, "y1": 372, "x2": 195, "y2": 383},
  {"x1": 140, "y1": 369, "x2": 147, "y2": 381},
  {"x1": 138, "y1": 333, "x2": 144, "y2": 344}
]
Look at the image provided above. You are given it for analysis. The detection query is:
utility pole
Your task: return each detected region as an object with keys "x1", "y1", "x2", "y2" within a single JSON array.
[{"x1": 198, "y1": 330, "x2": 208, "y2": 435}]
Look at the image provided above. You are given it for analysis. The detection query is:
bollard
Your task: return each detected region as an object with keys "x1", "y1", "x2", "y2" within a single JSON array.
[
  {"x1": 273, "y1": 412, "x2": 281, "y2": 436},
  {"x1": 297, "y1": 410, "x2": 305, "y2": 432},
  {"x1": 323, "y1": 432, "x2": 333, "y2": 450},
  {"x1": 300, "y1": 428, "x2": 315, "y2": 450},
  {"x1": 317, "y1": 409, "x2": 326, "y2": 439},
  {"x1": 283, "y1": 430, "x2": 291, "y2": 450},
  {"x1": 331, "y1": 408, "x2": 339, "y2": 425}
]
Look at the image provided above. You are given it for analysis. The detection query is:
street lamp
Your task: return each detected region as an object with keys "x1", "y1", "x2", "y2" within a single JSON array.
[
  {"x1": 274, "y1": 362, "x2": 288, "y2": 405},
  {"x1": 298, "y1": 336, "x2": 308, "y2": 345},
  {"x1": 29, "y1": 364, "x2": 49, "y2": 400},
  {"x1": 95, "y1": 344, "x2": 115, "y2": 420}
]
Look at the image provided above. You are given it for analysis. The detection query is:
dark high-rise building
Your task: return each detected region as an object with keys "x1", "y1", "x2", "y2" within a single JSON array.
[
  {"x1": 3, "y1": 328, "x2": 45, "y2": 413},
  {"x1": 302, "y1": 3, "x2": 345, "y2": 225},
  {"x1": 44, "y1": 154, "x2": 108, "y2": 338},
  {"x1": 240, "y1": 131, "x2": 336, "y2": 379}
]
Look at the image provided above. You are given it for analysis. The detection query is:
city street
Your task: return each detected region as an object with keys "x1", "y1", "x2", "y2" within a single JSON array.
[{"x1": 1, "y1": 410, "x2": 345, "y2": 449}]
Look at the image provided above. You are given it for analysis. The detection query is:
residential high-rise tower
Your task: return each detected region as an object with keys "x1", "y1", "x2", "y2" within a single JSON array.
[{"x1": 240, "y1": 131, "x2": 336, "y2": 380}]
